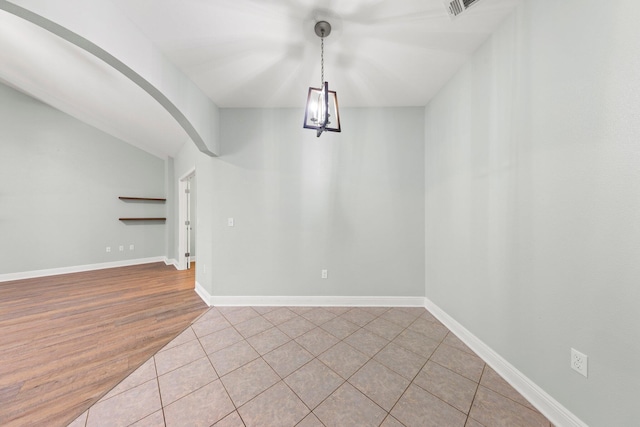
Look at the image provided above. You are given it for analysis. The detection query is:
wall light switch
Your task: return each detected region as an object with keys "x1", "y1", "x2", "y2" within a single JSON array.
[{"x1": 228, "y1": 218, "x2": 234, "y2": 227}]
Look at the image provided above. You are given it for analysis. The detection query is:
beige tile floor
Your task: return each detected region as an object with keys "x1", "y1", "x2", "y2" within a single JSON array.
[{"x1": 68, "y1": 306, "x2": 553, "y2": 427}]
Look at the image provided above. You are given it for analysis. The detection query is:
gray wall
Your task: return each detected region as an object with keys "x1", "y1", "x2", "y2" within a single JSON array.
[
  {"x1": 0, "y1": 83, "x2": 167, "y2": 275},
  {"x1": 174, "y1": 107, "x2": 425, "y2": 298},
  {"x1": 424, "y1": 1, "x2": 640, "y2": 425}
]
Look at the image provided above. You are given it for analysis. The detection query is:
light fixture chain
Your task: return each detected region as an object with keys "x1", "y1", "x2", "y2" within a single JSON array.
[{"x1": 320, "y1": 34, "x2": 324, "y2": 85}]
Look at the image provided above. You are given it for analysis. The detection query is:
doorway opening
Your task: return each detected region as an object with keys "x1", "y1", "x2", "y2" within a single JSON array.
[{"x1": 178, "y1": 168, "x2": 196, "y2": 272}]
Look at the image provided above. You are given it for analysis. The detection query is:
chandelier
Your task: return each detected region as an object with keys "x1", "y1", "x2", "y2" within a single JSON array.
[{"x1": 303, "y1": 21, "x2": 341, "y2": 137}]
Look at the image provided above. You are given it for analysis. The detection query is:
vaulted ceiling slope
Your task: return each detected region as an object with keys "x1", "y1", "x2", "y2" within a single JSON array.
[{"x1": 0, "y1": 0, "x2": 520, "y2": 158}]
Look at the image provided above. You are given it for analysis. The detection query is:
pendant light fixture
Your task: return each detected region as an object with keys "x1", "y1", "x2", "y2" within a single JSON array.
[{"x1": 303, "y1": 21, "x2": 341, "y2": 137}]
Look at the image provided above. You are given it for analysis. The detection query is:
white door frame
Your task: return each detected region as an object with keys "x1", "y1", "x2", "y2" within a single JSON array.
[{"x1": 177, "y1": 167, "x2": 196, "y2": 271}]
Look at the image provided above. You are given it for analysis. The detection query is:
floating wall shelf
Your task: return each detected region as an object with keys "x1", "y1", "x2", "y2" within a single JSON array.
[
  {"x1": 119, "y1": 196, "x2": 166, "y2": 222},
  {"x1": 119, "y1": 217, "x2": 166, "y2": 221},
  {"x1": 119, "y1": 197, "x2": 166, "y2": 202}
]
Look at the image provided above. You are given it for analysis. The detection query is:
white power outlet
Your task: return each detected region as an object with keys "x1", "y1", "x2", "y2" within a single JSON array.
[
  {"x1": 119, "y1": 245, "x2": 124, "y2": 252},
  {"x1": 321, "y1": 269, "x2": 328, "y2": 279},
  {"x1": 571, "y1": 348, "x2": 588, "y2": 377},
  {"x1": 129, "y1": 244, "x2": 135, "y2": 251},
  {"x1": 106, "y1": 246, "x2": 111, "y2": 253}
]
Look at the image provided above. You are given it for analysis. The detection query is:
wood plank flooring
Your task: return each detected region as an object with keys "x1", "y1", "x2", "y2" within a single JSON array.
[{"x1": 0, "y1": 262, "x2": 207, "y2": 427}]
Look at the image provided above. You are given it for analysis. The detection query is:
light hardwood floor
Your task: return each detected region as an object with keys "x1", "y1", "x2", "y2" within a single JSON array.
[{"x1": 0, "y1": 262, "x2": 207, "y2": 427}]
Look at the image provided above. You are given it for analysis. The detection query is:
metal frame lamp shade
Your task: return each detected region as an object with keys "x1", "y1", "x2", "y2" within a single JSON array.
[{"x1": 303, "y1": 81, "x2": 341, "y2": 137}]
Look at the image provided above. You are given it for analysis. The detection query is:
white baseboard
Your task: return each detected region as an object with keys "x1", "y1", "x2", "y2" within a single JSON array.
[
  {"x1": 208, "y1": 295, "x2": 425, "y2": 307},
  {"x1": 168, "y1": 259, "x2": 199, "y2": 271},
  {"x1": 424, "y1": 297, "x2": 588, "y2": 427},
  {"x1": 194, "y1": 281, "x2": 212, "y2": 306},
  {"x1": 0, "y1": 257, "x2": 168, "y2": 283},
  {"x1": 191, "y1": 284, "x2": 424, "y2": 309}
]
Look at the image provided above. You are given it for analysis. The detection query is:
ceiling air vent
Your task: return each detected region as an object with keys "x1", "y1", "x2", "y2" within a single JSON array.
[{"x1": 444, "y1": 0, "x2": 482, "y2": 18}]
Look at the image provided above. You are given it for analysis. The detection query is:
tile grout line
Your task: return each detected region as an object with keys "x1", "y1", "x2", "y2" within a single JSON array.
[
  {"x1": 407, "y1": 341, "x2": 480, "y2": 417},
  {"x1": 151, "y1": 353, "x2": 168, "y2": 427},
  {"x1": 213, "y1": 306, "x2": 250, "y2": 425},
  {"x1": 466, "y1": 363, "x2": 488, "y2": 427},
  {"x1": 221, "y1": 307, "x2": 381, "y2": 424},
  {"x1": 154, "y1": 318, "x2": 241, "y2": 426},
  {"x1": 477, "y1": 369, "x2": 551, "y2": 417},
  {"x1": 218, "y1": 307, "x2": 310, "y2": 424},
  {"x1": 209, "y1": 307, "x2": 445, "y2": 426},
  {"x1": 195, "y1": 316, "x2": 245, "y2": 426},
  {"x1": 105, "y1": 305, "x2": 549, "y2": 427},
  {"x1": 377, "y1": 311, "x2": 436, "y2": 425},
  {"x1": 198, "y1": 326, "x2": 246, "y2": 426},
  {"x1": 281, "y1": 308, "x2": 361, "y2": 417},
  {"x1": 376, "y1": 311, "x2": 487, "y2": 425},
  {"x1": 311, "y1": 308, "x2": 418, "y2": 424},
  {"x1": 346, "y1": 308, "x2": 428, "y2": 425},
  {"x1": 77, "y1": 307, "x2": 375, "y2": 425},
  {"x1": 246, "y1": 308, "x2": 339, "y2": 422}
]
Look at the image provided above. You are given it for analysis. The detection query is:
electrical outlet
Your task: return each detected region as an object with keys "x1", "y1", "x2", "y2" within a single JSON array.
[
  {"x1": 106, "y1": 246, "x2": 111, "y2": 253},
  {"x1": 321, "y1": 269, "x2": 328, "y2": 279},
  {"x1": 119, "y1": 245, "x2": 124, "y2": 252},
  {"x1": 571, "y1": 348, "x2": 588, "y2": 377},
  {"x1": 129, "y1": 244, "x2": 134, "y2": 251},
  {"x1": 227, "y1": 218, "x2": 234, "y2": 227}
]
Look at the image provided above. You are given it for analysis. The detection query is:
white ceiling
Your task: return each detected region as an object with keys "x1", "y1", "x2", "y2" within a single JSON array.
[
  {"x1": 0, "y1": 9, "x2": 190, "y2": 158},
  {"x1": 0, "y1": 0, "x2": 520, "y2": 157}
]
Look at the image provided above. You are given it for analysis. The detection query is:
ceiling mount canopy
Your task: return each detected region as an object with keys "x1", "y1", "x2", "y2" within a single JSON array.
[
  {"x1": 303, "y1": 20, "x2": 341, "y2": 137},
  {"x1": 314, "y1": 20, "x2": 332, "y2": 38}
]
